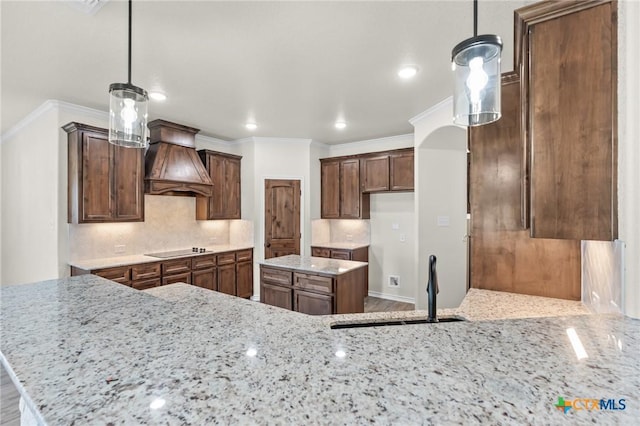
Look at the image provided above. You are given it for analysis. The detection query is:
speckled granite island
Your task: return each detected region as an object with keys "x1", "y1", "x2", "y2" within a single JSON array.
[
  {"x1": 259, "y1": 255, "x2": 367, "y2": 315},
  {"x1": 1, "y1": 276, "x2": 639, "y2": 425}
]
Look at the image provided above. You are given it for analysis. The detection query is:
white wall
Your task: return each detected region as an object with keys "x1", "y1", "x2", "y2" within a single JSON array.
[
  {"x1": 0, "y1": 139, "x2": 3, "y2": 283},
  {"x1": 1, "y1": 104, "x2": 61, "y2": 285},
  {"x1": 619, "y1": 0, "x2": 640, "y2": 319},
  {"x1": 309, "y1": 141, "x2": 329, "y2": 219},
  {"x1": 411, "y1": 98, "x2": 468, "y2": 309}
]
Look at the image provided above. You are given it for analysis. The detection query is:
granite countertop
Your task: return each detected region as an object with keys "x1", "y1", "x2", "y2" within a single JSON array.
[
  {"x1": 327, "y1": 288, "x2": 592, "y2": 325},
  {"x1": 69, "y1": 244, "x2": 254, "y2": 270},
  {"x1": 311, "y1": 242, "x2": 369, "y2": 250},
  {"x1": 1, "y1": 276, "x2": 638, "y2": 424},
  {"x1": 260, "y1": 254, "x2": 367, "y2": 275}
]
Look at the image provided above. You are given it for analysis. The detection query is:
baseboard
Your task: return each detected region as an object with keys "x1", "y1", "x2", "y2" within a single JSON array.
[
  {"x1": 250, "y1": 295, "x2": 260, "y2": 302},
  {"x1": 367, "y1": 291, "x2": 415, "y2": 305}
]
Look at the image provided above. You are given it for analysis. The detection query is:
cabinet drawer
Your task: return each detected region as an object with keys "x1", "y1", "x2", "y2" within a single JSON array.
[
  {"x1": 192, "y1": 254, "x2": 216, "y2": 270},
  {"x1": 294, "y1": 272, "x2": 333, "y2": 294},
  {"x1": 131, "y1": 262, "x2": 161, "y2": 280},
  {"x1": 261, "y1": 267, "x2": 292, "y2": 286},
  {"x1": 330, "y1": 249, "x2": 351, "y2": 260},
  {"x1": 131, "y1": 278, "x2": 161, "y2": 290},
  {"x1": 294, "y1": 289, "x2": 333, "y2": 315},
  {"x1": 311, "y1": 247, "x2": 330, "y2": 258},
  {"x1": 162, "y1": 258, "x2": 192, "y2": 275},
  {"x1": 94, "y1": 266, "x2": 131, "y2": 282},
  {"x1": 236, "y1": 249, "x2": 253, "y2": 262},
  {"x1": 162, "y1": 272, "x2": 192, "y2": 286},
  {"x1": 217, "y1": 252, "x2": 236, "y2": 265}
]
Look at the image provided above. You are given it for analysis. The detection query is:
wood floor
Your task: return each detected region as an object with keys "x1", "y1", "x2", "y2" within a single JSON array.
[
  {"x1": 1, "y1": 364, "x2": 20, "y2": 426},
  {"x1": 364, "y1": 296, "x2": 414, "y2": 313},
  {"x1": 0, "y1": 296, "x2": 412, "y2": 424}
]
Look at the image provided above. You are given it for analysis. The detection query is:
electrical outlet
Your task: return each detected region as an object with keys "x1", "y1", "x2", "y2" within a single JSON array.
[
  {"x1": 346, "y1": 234, "x2": 353, "y2": 241},
  {"x1": 392, "y1": 223, "x2": 400, "y2": 230},
  {"x1": 388, "y1": 275, "x2": 400, "y2": 287},
  {"x1": 114, "y1": 245, "x2": 126, "y2": 254},
  {"x1": 208, "y1": 237, "x2": 218, "y2": 245}
]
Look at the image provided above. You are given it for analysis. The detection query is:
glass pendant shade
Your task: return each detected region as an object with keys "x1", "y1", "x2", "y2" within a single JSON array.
[
  {"x1": 108, "y1": 83, "x2": 149, "y2": 148},
  {"x1": 452, "y1": 34, "x2": 502, "y2": 126}
]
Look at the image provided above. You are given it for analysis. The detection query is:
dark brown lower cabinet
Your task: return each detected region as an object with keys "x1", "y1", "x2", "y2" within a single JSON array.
[
  {"x1": 294, "y1": 289, "x2": 332, "y2": 315},
  {"x1": 218, "y1": 264, "x2": 236, "y2": 295},
  {"x1": 236, "y1": 261, "x2": 253, "y2": 298},
  {"x1": 261, "y1": 282, "x2": 293, "y2": 310},
  {"x1": 311, "y1": 245, "x2": 369, "y2": 293},
  {"x1": 70, "y1": 248, "x2": 253, "y2": 298},
  {"x1": 260, "y1": 264, "x2": 365, "y2": 314},
  {"x1": 192, "y1": 268, "x2": 217, "y2": 291}
]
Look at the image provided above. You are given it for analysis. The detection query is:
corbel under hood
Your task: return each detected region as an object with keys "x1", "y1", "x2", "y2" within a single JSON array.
[{"x1": 144, "y1": 119, "x2": 213, "y2": 197}]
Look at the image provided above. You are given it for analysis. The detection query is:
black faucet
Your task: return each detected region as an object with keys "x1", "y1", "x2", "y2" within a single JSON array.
[{"x1": 427, "y1": 255, "x2": 439, "y2": 322}]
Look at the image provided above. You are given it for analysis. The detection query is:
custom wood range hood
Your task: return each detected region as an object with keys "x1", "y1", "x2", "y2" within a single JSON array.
[{"x1": 144, "y1": 119, "x2": 213, "y2": 197}]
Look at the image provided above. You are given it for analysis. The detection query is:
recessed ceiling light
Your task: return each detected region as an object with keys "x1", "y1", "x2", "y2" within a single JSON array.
[
  {"x1": 398, "y1": 66, "x2": 419, "y2": 79},
  {"x1": 149, "y1": 92, "x2": 167, "y2": 101},
  {"x1": 335, "y1": 121, "x2": 347, "y2": 130},
  {"x1": 245, "y1": 122, "x2": 257, "y2": 130}
]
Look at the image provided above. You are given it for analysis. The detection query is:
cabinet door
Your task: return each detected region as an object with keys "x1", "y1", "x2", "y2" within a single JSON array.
[
  {"x1": 340, "y1": 159, "x2": 361, "y2": 218},
  {"x1": 162, "y1": 272, "x2": 192, "y2": 286},
  {"x1": 261, "y1": 283, "x2": 293, "y2": 310},
  {"x1": 218, "y1": 263, "x2": 236, "y2": 295},
  {"x1": 81, "y1": 133, "x2": 112, "y2": 221},
  {"x1": 526, "y1": 2, "x2": 616, "y2": 240},
  {"x1": 389, "y1": 151, "x2": 414, "y2": 191},
  {"x1": 112, "y1": 145, "x2": 144, "y2": 221},
  {"x1": 321, "y1": 160, "x2": 340, "y2": 218},
  {"x1": 469, "y1": 74, "x2": 524, "y2": 232},
  {"x1": 192, "y1": 268, "x2": 217, "y2": 291},
  {"x1": 361, "y1": 155, "x2": 389, "y2": 192},
  {"x1": 132, "y1": 278, "x2": 161, "y2": 290},
  {"x1": 225, "y1": 157, "x2": 241, "y2": 219},
  {"x1": 236, "y1": 261, "x2": 253, "y2": 298},
  {"x1": 294, "y1": 289, "x2": 333, "y2": 315},
  {"x1": 207, "y1": 154, "x2": 226, "y2": 219}
]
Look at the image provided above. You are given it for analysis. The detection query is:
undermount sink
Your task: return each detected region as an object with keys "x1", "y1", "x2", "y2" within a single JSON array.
[{"x1": 330, "y1": 317, "x2": 466, "y2": 329}]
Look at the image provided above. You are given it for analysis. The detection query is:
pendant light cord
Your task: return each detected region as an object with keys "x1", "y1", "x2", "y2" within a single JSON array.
[
  {"x1": 473, "y1": 0, "x2": 478, "y2": 37},
  {"x1": 128, "y1": 0, "x2": 132, "y2": 85}
]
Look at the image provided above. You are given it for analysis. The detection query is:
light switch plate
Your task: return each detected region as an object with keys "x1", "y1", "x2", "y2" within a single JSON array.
[
  {"x1": 437, "y1": 216, "x2": 450, "y2": 227},
  {"x1": 392, "y1": 223, "x2": 400, "y2": 230}
]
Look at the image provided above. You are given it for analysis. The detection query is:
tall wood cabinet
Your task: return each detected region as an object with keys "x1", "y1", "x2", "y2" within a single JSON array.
[
  {"x1": 196, "y1": 150, "x2": 242, "y2": 220},
  {"x1": 517, "y1": 0, "x2": 617, "y2": 241},
  {"x1": 64, "y1": 122, "x2": 144, "y2": 223},
  {"x1": 320, "y1": 158, "x2": 370, "y2": 219},
  {"x1": 469, "y1": 73, "x2": 581, "y2": 300}
]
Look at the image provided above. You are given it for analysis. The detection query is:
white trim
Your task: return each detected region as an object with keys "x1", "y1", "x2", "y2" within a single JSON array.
[
  {"x1": 367, "y1": 290, "x2": 415, "y2": 305},
  {"x1": 250, "y1": 295, "x2": 260, "y2": 302},
  {"x1": 408, "y1": 96, "x2": 452, "y2": 126},
  {"x1": 196, "y1": 134, "x2": 234, "y2": 147},
  {"x1": 1, "y1": 99, "x2": 108, "y2": 143},
  {"x1": 327, "y1": 133, "x2": 414, "y2": 153}
]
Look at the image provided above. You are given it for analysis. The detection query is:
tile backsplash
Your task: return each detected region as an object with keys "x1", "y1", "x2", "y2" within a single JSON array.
[
  {"x1": 311, "y1": 219, "x2": 370, "y2": 245},
  {"x1": 68, "y1": 195, "x2": 253, "y2": 260}
]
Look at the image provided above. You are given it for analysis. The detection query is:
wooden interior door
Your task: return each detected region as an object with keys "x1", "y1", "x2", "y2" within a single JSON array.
[{"x1": 265, "y1": 179, "x2": 301, "y2": 259}]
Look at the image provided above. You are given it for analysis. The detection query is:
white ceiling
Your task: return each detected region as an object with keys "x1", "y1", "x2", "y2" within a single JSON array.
[{"x1": 1, "y1": 0, "x2": 531, "y2": 144}]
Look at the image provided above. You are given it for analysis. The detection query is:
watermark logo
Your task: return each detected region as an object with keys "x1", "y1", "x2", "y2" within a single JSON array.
[{"x1": 554, "y1": 397, "x2": 626, "y2": 413}]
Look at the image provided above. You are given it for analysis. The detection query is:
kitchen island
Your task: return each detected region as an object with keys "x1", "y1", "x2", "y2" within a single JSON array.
[
  {"x1": 260, "y1": 254, "x2": 367, "y2": 315},
  {"x1": 1, "y1": 276, "x2": 638, "y2": 424}
]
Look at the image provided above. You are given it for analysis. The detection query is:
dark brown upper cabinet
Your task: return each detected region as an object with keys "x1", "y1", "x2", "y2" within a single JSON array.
[
  {"x1": 360, "y1": 148, "x2": 414, "y2": 193},
  {"x1": 517, "y1": 0, "x2": 617, "y2": 241},
  {"x1": 196, "y1": 150, "x2": 242, "y2": 220},
  {"x1": 469, "y1": 72, "x2": 525, "y2": 233},
  {"x1": 321, "y1": 158, "x2": 370, "y2": 219},
  {"x1": 64, "y1": 122, "x2": 144, "y2": 224}
]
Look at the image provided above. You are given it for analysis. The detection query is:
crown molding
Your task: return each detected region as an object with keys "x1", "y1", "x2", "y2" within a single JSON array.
[
  {"x1": 408, "y1": 96, "x2": 452, "y2": 126},
  {"x1": 1, "y1": 100, "x2": 108, "y2": 144},
  {"x1": 196, "y1": 134, "x2": 234, "y2": 147},
  {"x1": 328, "y1": 133, "x2": 413, "y2": 154}
]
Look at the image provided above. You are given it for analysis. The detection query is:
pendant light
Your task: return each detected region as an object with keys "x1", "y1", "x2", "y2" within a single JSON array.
[
  {"x1": 451, "y1": 0, "x2": 502, "y2": 127},
  {"x1": 108, "y1": 0, "x2": 149, "y2": 148}
]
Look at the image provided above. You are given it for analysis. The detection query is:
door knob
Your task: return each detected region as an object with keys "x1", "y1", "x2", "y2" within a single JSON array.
[{"x1": 266, "y1": 243, "x2": 271, "y2": 248}]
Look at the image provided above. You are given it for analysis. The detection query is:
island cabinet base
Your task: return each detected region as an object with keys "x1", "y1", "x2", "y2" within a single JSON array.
[{"x1": 260, "y1": 265, "x2": 365, "y2": 315}]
